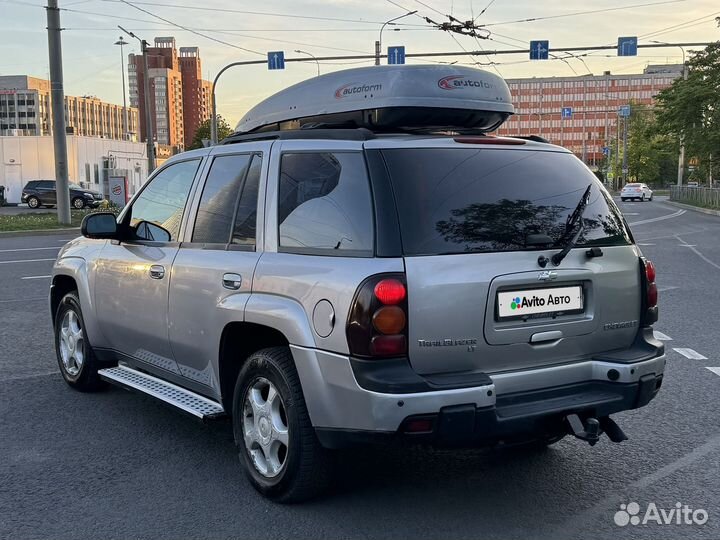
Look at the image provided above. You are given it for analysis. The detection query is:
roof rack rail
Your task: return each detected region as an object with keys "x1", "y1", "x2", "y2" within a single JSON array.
[
  {"x1": 220, "y1": 127, "x2": 376, "y2": 145},
  {"x1": 511, "y1": 135, "x2": 551, "y2": 144}
]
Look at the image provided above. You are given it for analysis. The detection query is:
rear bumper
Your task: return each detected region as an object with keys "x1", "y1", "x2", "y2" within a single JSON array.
[{"x1": 291, "y1": 335, "x2": 665, "y2": 448}]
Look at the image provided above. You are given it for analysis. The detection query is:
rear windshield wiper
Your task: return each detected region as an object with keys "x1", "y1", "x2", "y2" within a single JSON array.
[{"x1": 550, "y1": 184, "x2": 592, "y2": 266}]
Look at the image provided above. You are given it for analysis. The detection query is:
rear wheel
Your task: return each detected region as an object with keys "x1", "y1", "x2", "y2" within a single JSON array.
[
  {"x1": 641, "y1": 194, "x2": 646, "y2": 202},
  {"x1": 233, "y1": 346, "x2": 333, "y2": 503},
  {"x1": 27, "y1": 196, "x2": 40, "y2": 209},
  {"x1": 620, "y1": 197, "x2": 627, "y2": 202},
  {"x1": 54, "y1": 291, "x2": 106, "y2": 391}
]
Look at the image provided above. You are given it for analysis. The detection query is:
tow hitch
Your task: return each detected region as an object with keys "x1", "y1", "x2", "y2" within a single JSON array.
[{"x1": 565, "y1": 414, "x2": 628, "y2": 446}]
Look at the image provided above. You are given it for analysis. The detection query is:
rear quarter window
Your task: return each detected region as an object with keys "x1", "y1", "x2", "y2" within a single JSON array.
[{"x1": 381, "y1": 147, "x2": 632, "y2": 256}]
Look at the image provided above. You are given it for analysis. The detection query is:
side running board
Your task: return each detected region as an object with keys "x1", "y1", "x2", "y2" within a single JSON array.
[{"x1": 99, "y1": 365, "x2": 225, "y2": 421}]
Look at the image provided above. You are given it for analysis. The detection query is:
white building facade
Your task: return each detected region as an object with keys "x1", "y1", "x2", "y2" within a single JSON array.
[{"x1": 0, "y1": 135, "x2": 149, "y2": 204}]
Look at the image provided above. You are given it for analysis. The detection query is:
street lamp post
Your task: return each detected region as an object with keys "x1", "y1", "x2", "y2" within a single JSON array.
[
  {"x1": 651, "y1": 40, "x2": 687, "y2": 186},
  {"x1": 294, "y1": 50, "x2": 320, "y2": 76},
  {"x1": 114, "y1": 36, "x2": 129, "y2": 140},
  {"x1": 376, "y1": 11, "x2": 417, "y2": 65},
  {"x1": 118, "y1": 26, "x2": 155, "y2": 173}
]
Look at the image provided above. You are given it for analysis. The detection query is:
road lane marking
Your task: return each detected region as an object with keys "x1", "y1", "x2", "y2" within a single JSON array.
[
  {"x1": 653, "y1": 331, "x2": 672, "y2": 341},
  {"x1": 706, "y1": 367, "x2": 720, "y2": 377},
  {"x1": 628, "y1": 209, "x2": 686, "y2": 226},
  {"x1": 673, "y1": 348, "x2": 708, "y2": 360},
  {"x1": 556, "y1": 433, "x2": 720, "y2": 538},
  {"x1": 675, "y1": 235, "x2": 720, "y2": 271},
  {"x1": 0, "y1": 370, "x2": 59, "y2": 383},
  {"x1": 637, "y1": 243, "x2": 655, "y2": 246},
  {"x1": 0, "y1": 258, "x2": 56, "y2": 264},
  {"x1": 657, "y1": 286, "x2": 679, "y2": 292},
  {"x1": 0, "y1": 297, "x2": 46, "y2": 303},
  {"x1": 21, "y1": 275, "x2": 51, "y2": 280},
  {"x1": 623, "y1": 212, "x2": 640, "y2": 216},
  {"x1": 0, "y1": 246, "x2": 61, "y2": 253}
]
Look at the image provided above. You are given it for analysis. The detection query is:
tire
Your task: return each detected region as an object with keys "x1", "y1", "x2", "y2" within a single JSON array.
[
  {"x1": 649, "y1": 195, "x2": 653, "y2": 201},
  {"x1": 54, "y1": 291, "x2": 106, "y2": 391},
  {"x1": 641, "y1": 194, "x2": 646, "y2": 202},
  {"x1": 72, "y1": 197, "x2": 86, "y2": 209},
  {"x1": 621, "y1": 198, "x2": 627, "y2": 202},
  {"x1": 233, "y1": 346, "x2": 333, "y2": 503},
  {"x1": 27, "y1": 196, "x2": 40, "y2": 209}
]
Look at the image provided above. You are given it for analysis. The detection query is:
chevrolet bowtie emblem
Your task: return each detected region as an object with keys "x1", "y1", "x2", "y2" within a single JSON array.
[{"x1": 538, "y1": 270, "x2": 558, "y2": 281}]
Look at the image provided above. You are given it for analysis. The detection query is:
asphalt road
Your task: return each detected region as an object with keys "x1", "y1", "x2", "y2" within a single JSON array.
[{"x1": 1, "y1": 196, "x2": 719, "y2": 540}]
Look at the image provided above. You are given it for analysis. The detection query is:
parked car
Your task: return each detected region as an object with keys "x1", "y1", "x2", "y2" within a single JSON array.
[
  {"x1": 21, "y1": 180, "x2": 104, "y2": 209},
  {"x1": 50, "y1": 65, "x2": 664, "y2": 502},
  {"x1": 620, "y1": 182, "x2": 653, "y2": 202}
]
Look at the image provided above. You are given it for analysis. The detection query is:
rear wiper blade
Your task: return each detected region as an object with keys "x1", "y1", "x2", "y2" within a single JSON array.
[{"x1": 551, "y1": 184, "x2": 592, "y2": 266}]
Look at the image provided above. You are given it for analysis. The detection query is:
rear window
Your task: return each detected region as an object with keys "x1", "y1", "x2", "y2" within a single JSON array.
[
  {"x1": 625, "y1": 183, "x2": 641, "y2": 187},
  {"x1": 381, "y1": 148, "x2": 631, "y2": 256}
]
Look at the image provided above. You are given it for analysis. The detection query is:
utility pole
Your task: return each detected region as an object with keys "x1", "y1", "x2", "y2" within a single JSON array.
[
  {"x1": 374, "y1": 41, "x2": 381, "y2": 66},
  {"x1": 677, "y1": 59, "x2": 688, "y2": 186},
  {"x1": 119, "y1": 26, "x2": 155, "y2": 172},
  {"x1": 46, "y1": 0, "x2": 71, "y2": 225},
  {"x1": 622, "y1": 116, "x2": 629, "y2": 185}
]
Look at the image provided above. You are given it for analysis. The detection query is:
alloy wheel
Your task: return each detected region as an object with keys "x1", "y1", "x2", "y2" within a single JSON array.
[
  {"x1": 59, "y1": 309, "x2": 85, "y2": 376},
  {"x1": 242, "y1": 377, "x2": 289, "y2": 478}
]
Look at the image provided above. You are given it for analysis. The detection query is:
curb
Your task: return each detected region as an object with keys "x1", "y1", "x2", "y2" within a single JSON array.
[
  {"x1": 0, "y1": 227, "x2": 80, "y2": 238},
  {"x1": 663, "y1": 200, "x2": 720, "y2": 217}
]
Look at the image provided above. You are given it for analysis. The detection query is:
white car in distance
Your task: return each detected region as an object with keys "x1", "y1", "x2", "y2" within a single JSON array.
[{"x1": 620, "y1": 183, "x2": 653, "y2": 202}]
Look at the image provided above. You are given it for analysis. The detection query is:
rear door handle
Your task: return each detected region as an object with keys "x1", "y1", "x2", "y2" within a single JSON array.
[
  {"x1": 149, "y1": 265, "x2": 165, "y2": 279},
  {"x1": 222, "y1": 273, "x2": 242, "y2": 290}
]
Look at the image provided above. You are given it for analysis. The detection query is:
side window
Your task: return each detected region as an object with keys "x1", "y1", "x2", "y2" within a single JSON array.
[
  {"x1": 128, "y1": 159, "x2": 200, "y2": 242},
  {"x1": 232, "y1": 156, "x2": 261, "y2": 246},
  {"x1": 192, "y1": 154, "x2": 254, "y2": 244},
  {"x1": 278, "y1": 152, "x2": 373, "y2": 256}
]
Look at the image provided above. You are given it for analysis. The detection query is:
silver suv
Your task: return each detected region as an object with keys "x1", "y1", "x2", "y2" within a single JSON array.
[{"x1": 50, "y1": 68, "x2": 665, "y2": 503}]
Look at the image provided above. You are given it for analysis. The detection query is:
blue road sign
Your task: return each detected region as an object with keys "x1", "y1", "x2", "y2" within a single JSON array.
[
  {"x1": 267, "y1": 51, "x2": 285, "y2": 70},
  {"x1": 602, "y1": 146, "x2": 611, "y2": 156},
  {"x1": 618, "y1": 105, "x2": 631, "y2": 118},
  {"x1": 529, "y1": 40, "x2": 549, "y2": 60},
  {"x1": 387, "y1": 46, "x2": 406, "y2": 65},
  {"x1": 617, "y1": 36, "x2": 638, "y2": 57},
  {"x1": 561, "y1": 107, "x2": 573, "y2": 119}
]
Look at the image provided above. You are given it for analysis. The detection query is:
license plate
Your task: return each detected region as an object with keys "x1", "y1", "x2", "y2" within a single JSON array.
[{"x1": 497, "y1": 286, "x2": 583, "y2": 319}]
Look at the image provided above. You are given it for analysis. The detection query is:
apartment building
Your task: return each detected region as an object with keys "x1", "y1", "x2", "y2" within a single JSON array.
[
  {"x1": 0, "y1": 75, "x2": 138, "y2": 140},
  {"x1": 495, "y1": 64, "x2": 683, "y2": 166},
  {"x1": 128, "y1": 37, "x2": 213, "y2": 153}
]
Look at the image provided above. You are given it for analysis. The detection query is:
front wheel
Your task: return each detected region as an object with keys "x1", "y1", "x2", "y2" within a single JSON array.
[
  {"x1": 72, "y1": 197, "x2": 86, "y2": 209},
  {"x1": 233, "y1": 347, "x2": 333, "y2": 503},
  {"x1": 54, "y1": 291, "x2": 106, "y2": 391},
  {"x1": 621, "y1": 197, "x2": 627, "y2": 202},
  {"x1": 27, "y1": 196, "x2": 40, "y2": 209}
]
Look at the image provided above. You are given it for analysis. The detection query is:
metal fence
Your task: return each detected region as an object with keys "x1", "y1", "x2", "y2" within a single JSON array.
[{"x1": 670, "y1": 186, "x2": 720, "y2": 209}]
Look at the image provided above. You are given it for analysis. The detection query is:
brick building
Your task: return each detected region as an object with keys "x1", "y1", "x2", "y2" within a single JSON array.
[
  {"x1": 496, "y1": 64, "x2": 683, "y2": 167},
  {"x1": 128, "y1": 37, "x2": 213, "y2": 154}
]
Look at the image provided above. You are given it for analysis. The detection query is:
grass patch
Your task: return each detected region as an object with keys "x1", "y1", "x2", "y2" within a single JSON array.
[{"x1": 0, "y1": 210, "x2": 88, "y2": 232}]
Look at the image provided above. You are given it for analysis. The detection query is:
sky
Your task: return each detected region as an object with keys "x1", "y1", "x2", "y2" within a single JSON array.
[{"x1": 1, "y1": 0, "x2": 718, "y2": 127}]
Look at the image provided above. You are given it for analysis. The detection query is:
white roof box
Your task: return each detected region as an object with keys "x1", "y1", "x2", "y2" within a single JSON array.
[{"x1": 235, "y1": 65, "x2": 514, "y2": 134}]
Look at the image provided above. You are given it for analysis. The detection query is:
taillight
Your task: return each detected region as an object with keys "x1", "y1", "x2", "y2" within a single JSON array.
[
  {"x1": 640, "y1": 257, "x2": 658, "y2": 324},
  {"x1": 347, "y1": 273, "x2": 408, "y2": 358}
]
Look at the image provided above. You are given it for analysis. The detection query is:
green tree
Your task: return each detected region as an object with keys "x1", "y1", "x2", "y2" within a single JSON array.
[
  {"x1": 188, "y1": 115, "x2": 233, "y2": 150},
  {"x1": 626, "y1": 107, "x2": 678, "y2": 187},
  {"x1": 655, "y1": 42, "x2": 720, "y2": 183}
]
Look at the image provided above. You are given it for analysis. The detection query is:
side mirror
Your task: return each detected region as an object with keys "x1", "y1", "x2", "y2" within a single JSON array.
[{"x1": 81, "y1": 212, "x2": 118, "y2": 239}]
